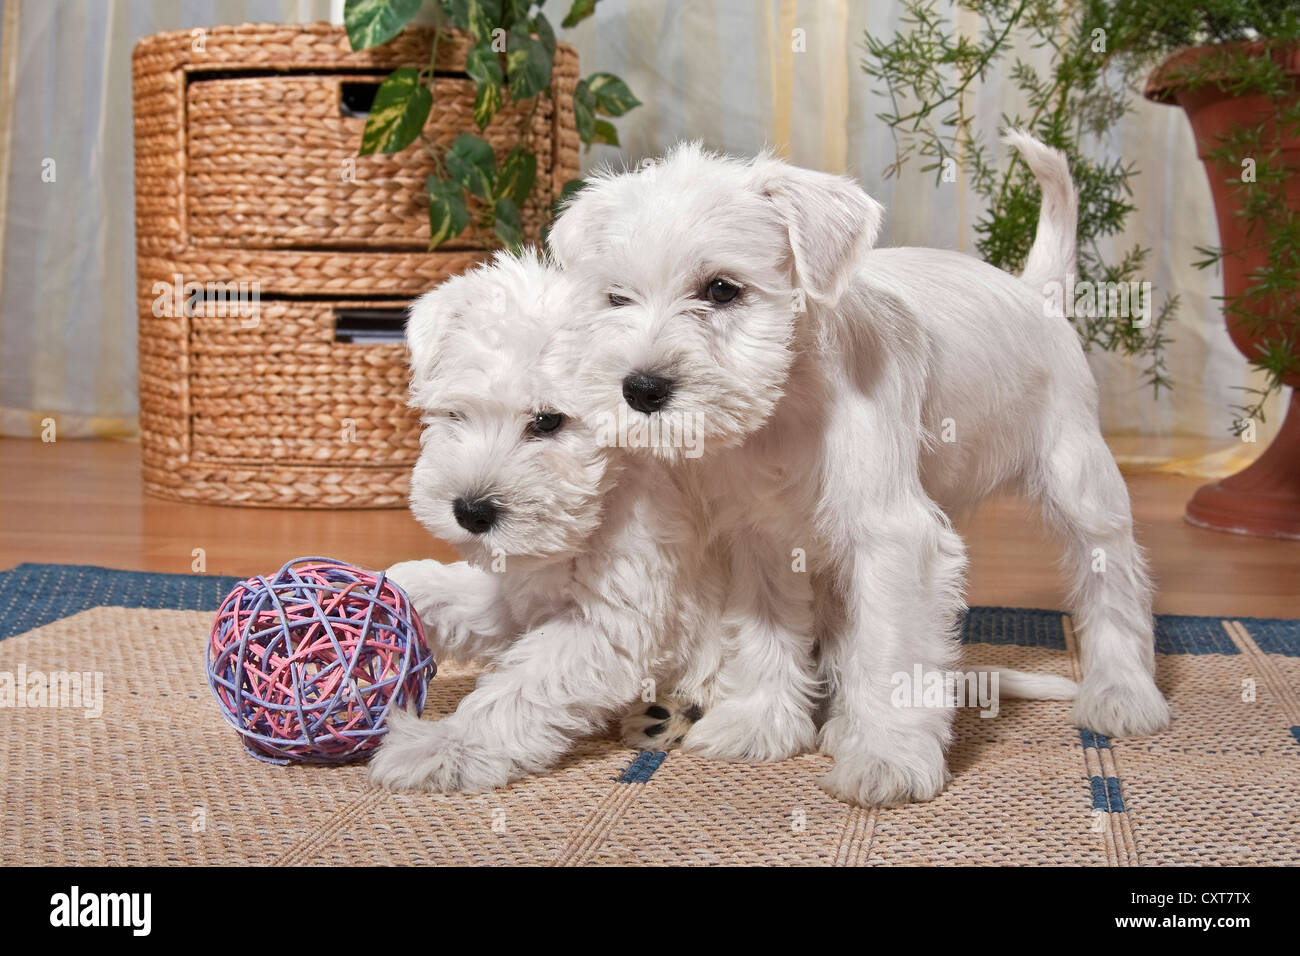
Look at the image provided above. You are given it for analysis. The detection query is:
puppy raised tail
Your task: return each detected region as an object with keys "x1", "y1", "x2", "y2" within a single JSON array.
[
  {"x1": 987, "y1": 666, "x2": 1079, "y2": 700},
  {"x1": 1002, "y1": 129, "x2": 1078, "y2": 296}
]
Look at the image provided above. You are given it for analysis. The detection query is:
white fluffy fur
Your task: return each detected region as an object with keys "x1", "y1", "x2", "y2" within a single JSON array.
[
  {"x1": 545, "y1": 133, "x2": 1170, "y2": 806},
  {"x1": 370, "y1": 251, "x2": 733, "y2": 792},
  {"x1": 373, "y1": 133, "x2": 1165, "y2": 805},
  {"x1": 373, "y1": 191, "x2": 1098, "y2": 800}
]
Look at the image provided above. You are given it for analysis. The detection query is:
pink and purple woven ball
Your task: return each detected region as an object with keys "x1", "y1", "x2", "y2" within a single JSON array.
[{"x1": 206, "y1": 557, "x2": 435, "y2": 764}]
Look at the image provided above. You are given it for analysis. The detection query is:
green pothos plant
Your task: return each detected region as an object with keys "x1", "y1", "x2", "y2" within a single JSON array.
[{"x1": 344, "y1": 0, "x2": 639, "y2": 250}]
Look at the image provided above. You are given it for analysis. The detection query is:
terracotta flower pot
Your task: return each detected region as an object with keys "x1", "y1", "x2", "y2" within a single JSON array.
[{"x1": 1146, "y1": 41, "x2": 1300, "y2": 539}]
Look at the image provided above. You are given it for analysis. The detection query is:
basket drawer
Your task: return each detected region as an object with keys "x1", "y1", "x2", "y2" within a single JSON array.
[
  {"x1": 188, "y1": 299, "x2": 421, "y2": 466},
  {"x1": 186, "y1": 74, "x2": 554, "y2": 250}
]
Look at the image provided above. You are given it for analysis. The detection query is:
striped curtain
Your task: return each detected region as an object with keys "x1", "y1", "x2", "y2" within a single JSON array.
[
  {"x1": 0, "y1": 0, "x2": 1284, "y2": 472},
  {"x1": 0, "y1": 0, "x2": 331, "y2": 439}
]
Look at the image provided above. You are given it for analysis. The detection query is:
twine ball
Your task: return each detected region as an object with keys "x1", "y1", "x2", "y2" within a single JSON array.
[{"x1": 206, "y1": 557, "x2": 435, "y2": 764}]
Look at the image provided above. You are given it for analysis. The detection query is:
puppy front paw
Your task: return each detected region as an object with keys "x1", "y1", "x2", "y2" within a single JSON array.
[
  {"x1": 818, "y1": 754, "x2": 949, "y2": 807},
  {"x1": 385, "y1": 562, "x2": 483, "y2": 660},
  {"x1": 1074, "y1": 670, "x2": 1170, "y2": 738},
  {"x1": 369, "y1": 708, "x2": 513, "y2": 794},
  {"x1": 816, "y1": 716, "x2": 949, "y2": 806},
  {"x1": 384, "y1": 560, "x2": 441, "y2": 607},
  {"x1": 620, "y1": 696, "x2": 703, "y2": 751},
  {"x1": 681, "y1": 698, "x2": 816, "y2": 762}
]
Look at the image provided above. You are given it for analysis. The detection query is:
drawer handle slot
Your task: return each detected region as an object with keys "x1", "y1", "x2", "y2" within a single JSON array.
[
  {"x1": 340, "y1": 81, "x2": 381, "y2": 118},
  {"x1": 334, "y1": 307, "x2": 408, "y2": 344}
]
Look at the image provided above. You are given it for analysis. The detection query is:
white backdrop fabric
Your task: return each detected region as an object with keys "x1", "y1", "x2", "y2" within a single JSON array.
[{"x1": 0, "y1": 0, "x2": 1283, "y2": 471}]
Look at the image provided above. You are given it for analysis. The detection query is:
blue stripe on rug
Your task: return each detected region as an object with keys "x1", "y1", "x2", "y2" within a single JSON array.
[
  {"x1": 960, "y1": 606, "x2": 1067, "y2": 650},
  {"x1": 2, "y1": 563, "x2": 1296, "y2": 657},
  {"x1": 0, "y1": 563, "x2": 241, "y2": 640},
  {"x1": 1291, "y1": 727, "x2": 1300, "y2": 750},
  {"x1": 1153, "y1": 615, "x2": 1242, "y2": 655},
  {"x1": 1242, "y1": 619, "x2": 1300, "y2": 657},
  {"x1": 619, "y1": 750, "x2": 666, "y2": 783},
  {"x1": 960, "y1": 606, "x2": 1299, "y2": 655},
  {"x1": 1089, "y1": 775, "x2": 1126, "y2": 813},
  {"x1": 1079, "y1": 729, "x2": 1110, "y2": 750}
]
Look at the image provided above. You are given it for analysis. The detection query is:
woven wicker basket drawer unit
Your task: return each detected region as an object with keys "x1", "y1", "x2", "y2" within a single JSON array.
[{"x1": 132, "y1": 23, "x2": 580, "y2": 507}]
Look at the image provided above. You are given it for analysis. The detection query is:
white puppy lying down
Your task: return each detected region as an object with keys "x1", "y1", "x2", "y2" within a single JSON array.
[
  {"x1": 370, "y1": 251, "x2": 1076, "y2": 796},
  {"x1": 547, "y1": 131, "x2": 1169, "y2": 806}
]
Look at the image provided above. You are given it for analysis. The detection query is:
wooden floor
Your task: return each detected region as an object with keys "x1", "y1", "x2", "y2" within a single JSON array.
[{"x1": 1, "y1": 437, "x2": 1296, "y2": 617}]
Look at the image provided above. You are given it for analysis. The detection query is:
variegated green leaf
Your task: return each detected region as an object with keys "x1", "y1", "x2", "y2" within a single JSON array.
[
  {"x1": 344, "y1": 0, "x2": 423, "y2": 51},
  {"x1": 497, "y1": 146, "x2": 537, "y2": 206},
  {"x1": 552, "y1": 177, "x2": 586, "y2": 215},
  {"x1": 573, "y1": 78, "x2": 596, "y2": 143},
  {"x1": 427, "y1": 175, "x2": 469, "y2": 249},
  {"x1": 445, "y1": 0, "x2": 504, "y2": 44},
  {"x1": 561, "y1": 0, "x2": 598, "y2": 29},
  {"x1": 446, "y1": 133, "x2": 497, "y2": 200},
  {"x1": 493, "y1": 196, "x2": 524, "y2": 250},
  {"x1": 590, "y1": 118, "x2": 619, "y2": 147},
  {"x1": 531, "y1": 11, "x2": 556, "y2": 59},
  {"x1": 558, "y1": 178, "x2": 586, "y2": 204},
  {"x1": 506, "y1": 27, "x2": 553, "y2": 101},
  {"x1": 502, "y1": 0, "x2": 532, "y2": 27},
  {"x1": 584, "y1": 72, "x2": 640, "y2": 116},
  {"x1": 465, "y1": 42, "x2": 505, "y2": 129},
  {"x1": 359, "y1": 68, "x2": 432, "y2": 155},
  {"x1": 473, "y1": 81, "x2": 504, "y2": 130}
]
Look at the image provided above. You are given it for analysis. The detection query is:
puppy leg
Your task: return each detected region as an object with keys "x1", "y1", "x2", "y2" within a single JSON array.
[
  {"x1": 385, "y1": 559, "x2": 517, "y2": 664},
  {"x1": 681, "y1": 537, "x2": 819, "y2": 762},
  {"x1": 808, "y1": 373, "x2": 969, "y2": 805},
  {"x1": 1035, "y1": 431, "x2": 1170, "y2": 737},
  {"x1": 369, "y1": 609, "x2": 644, "y2": 793},
  {"x1": 623, "y1": 565, "x2": 726, "y2": 751},
  {"x1": 816, "y1": 494, "x2": 968, "y2": 806}
]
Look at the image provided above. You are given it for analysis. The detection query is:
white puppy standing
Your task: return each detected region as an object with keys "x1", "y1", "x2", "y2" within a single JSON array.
[{"x1": 549, "y1": 133, "x2": 1170, "y2": 806}]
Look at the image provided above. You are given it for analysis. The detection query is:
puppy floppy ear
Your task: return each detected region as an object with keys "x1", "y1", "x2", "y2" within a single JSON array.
[
  {"x1": 751, "y1": 159, "x2": 884, "y2": 306},
  {"x1": 404, "y1": 285, "x2": 458, "y2": 404},
  {"x1": 545, "y1": 182, "x2": 596, "y2": 270}
]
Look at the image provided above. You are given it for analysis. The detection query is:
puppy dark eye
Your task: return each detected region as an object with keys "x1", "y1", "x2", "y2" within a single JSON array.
[
  {"x1": 704, "y1": 278, "x2": 741, "y2": 304},
  {"x1": 445, "y1": 411, "x2": 463, "y2": 422},
  {"x1": 527, "y1": 411, "x2": 565, "y2": 436},
  {"x1": 607, "y1": 292, "x2": 631, "y2": 308}
]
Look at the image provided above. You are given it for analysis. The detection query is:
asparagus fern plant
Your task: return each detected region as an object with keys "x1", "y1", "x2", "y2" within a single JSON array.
[{"x1": 862, "y1": 0, "x2": 1299, "y2": 430}]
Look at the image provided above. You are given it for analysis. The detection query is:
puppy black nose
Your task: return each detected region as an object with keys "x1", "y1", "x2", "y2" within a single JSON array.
[
  {"x1": 622, "y1": 372, "x2": 675, "y2": 414},
  {"x1": 452, "y1": 496, "x2": 500, "y2": 534}
]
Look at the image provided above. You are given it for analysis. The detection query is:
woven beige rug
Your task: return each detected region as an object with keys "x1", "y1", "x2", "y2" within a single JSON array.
[{"x1": 1, "y1": 576, "x2": 1298, "y2": 865}]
